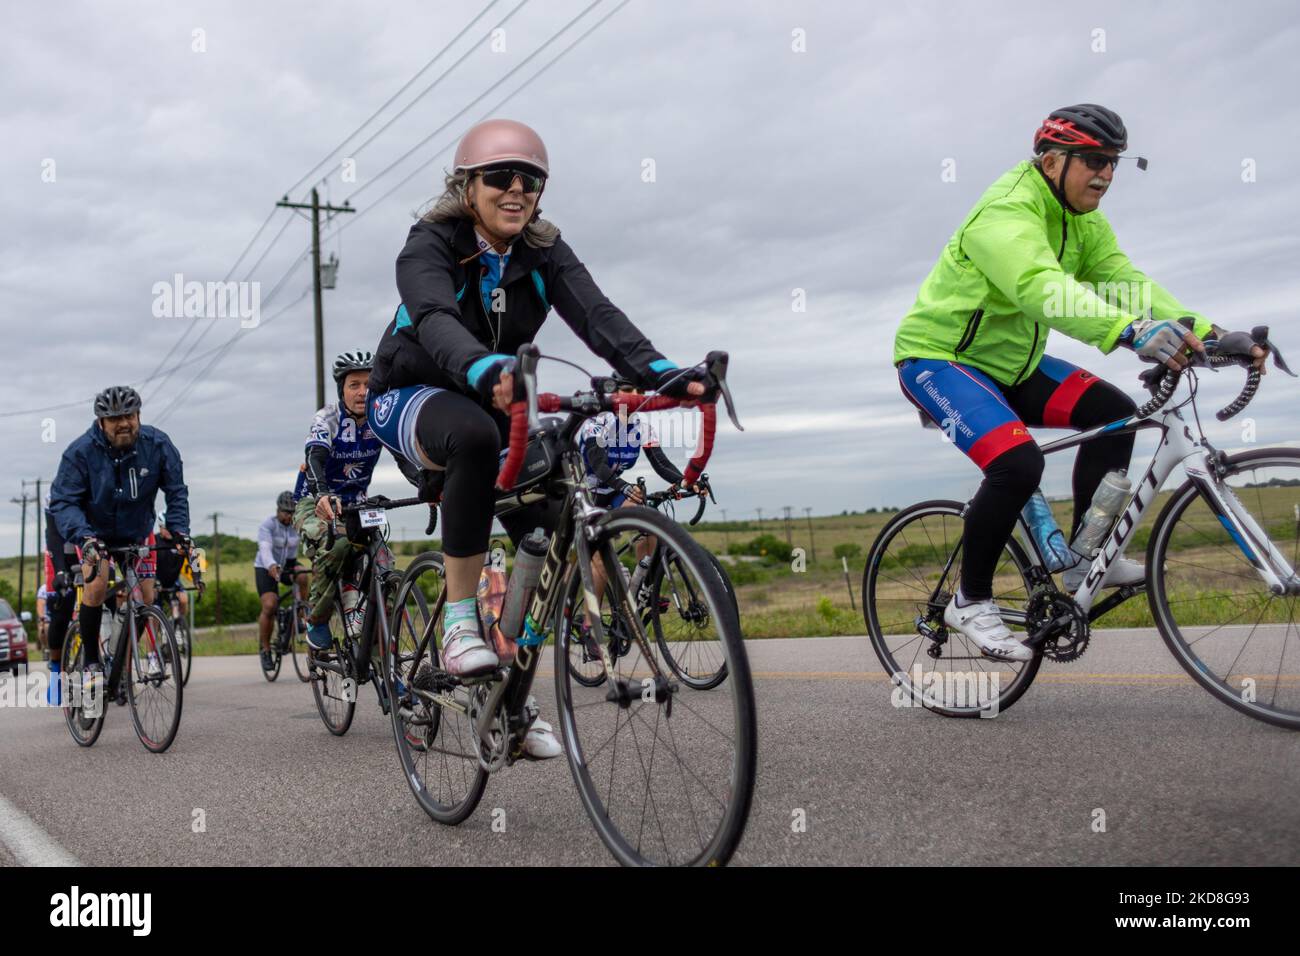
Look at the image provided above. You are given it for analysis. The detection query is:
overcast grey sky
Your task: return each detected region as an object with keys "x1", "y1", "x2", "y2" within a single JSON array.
[{"x1": 3, "y1": 0, "x2": 1298, "y2": 550}]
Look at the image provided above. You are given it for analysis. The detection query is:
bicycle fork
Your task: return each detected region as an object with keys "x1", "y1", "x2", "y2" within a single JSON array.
[{"x1": 1185, "y1": 457, "x2": 1300, "y2": 596}]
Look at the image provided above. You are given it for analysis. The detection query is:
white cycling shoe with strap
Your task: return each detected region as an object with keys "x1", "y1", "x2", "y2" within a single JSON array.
[
  {"x1": 943, "y1": 591, "x2": 1033, "y2": 662},
  {"x1": 440, "y1": 598, "x2": 499, "y2": 678},
  {"x1": 521, "y1": 696, "x2": 563, "y2": 760}
]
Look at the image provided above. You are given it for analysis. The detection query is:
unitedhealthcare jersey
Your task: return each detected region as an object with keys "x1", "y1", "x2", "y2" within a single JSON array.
[
  {"x1": 577, "y1": 412, "x2": 656, "y2": 494},
  {"x1": 292, "y1": 403, "x2": 382, "y2": 504}
]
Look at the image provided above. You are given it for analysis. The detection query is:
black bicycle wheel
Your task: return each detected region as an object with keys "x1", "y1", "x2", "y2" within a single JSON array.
[
  {"x1": 864, "y1": 499, "x2": 1041, "y2": 718},
  {"x1": 175, "y1": 615, "x2": 193, "y2": 687},
  {"x1": 1147, "y1": 447, "x2": 1300, "y2": 729},
  {"x1": 261, "y1": 622, "x2": 283, "y2": 682},
  {"x1": 385, "y1": 551, "x2": 489, "y2": 825},
  {"x1": 60, "y1": 622, "x2": 105, "y2": 747},
  {"x1": 555, "y1": 505, "x2": 757, "y2": 866},
  {"x1": 126, "y1": 605, "x2": 184, "y2": 753},
  {"x1": 650, "y1": 547, "x2": 734, "y2": 690},
  {"x1": 706, "y1": 549, "x2": 739, "y2": 620},
  {"x1": 310, "y1": 601, "x2": 357, "y2": 736},
  {"x1": 289, "y1": 601, "x2": 310, "y2": 683}
]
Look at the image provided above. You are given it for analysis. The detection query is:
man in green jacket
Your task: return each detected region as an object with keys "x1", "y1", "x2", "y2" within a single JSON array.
[{"x1": 893, "y1": 104, "x2": 1267, "y2": 662}]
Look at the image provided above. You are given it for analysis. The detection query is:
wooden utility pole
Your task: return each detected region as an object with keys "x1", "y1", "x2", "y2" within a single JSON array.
[
  {"x1": 276, "y1": 189, "x2": 354, "y2": 409},
  {"x1": 9, "y1": 490, "x2": 30, "y2": 617},
  {"x1": 782, "y1": 506, "x2": 793, "y2": 547},
  {"x1": 207, "y1": 512, "x2": 222, "y2": 627},
  {"x1": 26, "y1": 479, "x2": 42, "y2": 577}
]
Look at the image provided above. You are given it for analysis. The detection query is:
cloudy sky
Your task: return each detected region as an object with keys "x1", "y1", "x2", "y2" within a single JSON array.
[{"x1": 3, "y1": 0, "x2": 1298, "y2": 549}]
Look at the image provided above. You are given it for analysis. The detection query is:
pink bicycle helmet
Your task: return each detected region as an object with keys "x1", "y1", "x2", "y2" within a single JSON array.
[{"x1": 453, "y1": 119, "x2": 549, "y2": 175}]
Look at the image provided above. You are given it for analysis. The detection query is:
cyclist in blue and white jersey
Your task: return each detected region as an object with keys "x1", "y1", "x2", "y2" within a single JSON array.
[{"x1": 294, "y1": 351, "x2": 421, "y2": 653}]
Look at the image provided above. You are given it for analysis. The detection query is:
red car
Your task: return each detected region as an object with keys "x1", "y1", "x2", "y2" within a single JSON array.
[{"x1": 0, "y1": 598, "x2": 29, "y2": 676}]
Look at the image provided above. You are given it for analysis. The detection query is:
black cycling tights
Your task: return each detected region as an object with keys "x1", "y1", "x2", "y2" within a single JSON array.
[
  {"x1": 962, "y1": 373, "x2": 1136, "y2": 600},
  {"x1": 413, "y1": 389, "x2": 559, "y2": 557}
]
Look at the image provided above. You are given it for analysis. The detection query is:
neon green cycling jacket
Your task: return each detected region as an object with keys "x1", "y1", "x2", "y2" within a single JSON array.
[{"x1": 893, "y1": 160, "x2": 1210, "y2": 387}]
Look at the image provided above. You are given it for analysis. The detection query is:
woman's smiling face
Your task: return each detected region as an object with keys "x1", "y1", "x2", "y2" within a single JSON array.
[{"x1": 467, "y1": 166, "x2": 542, "y2": 243}]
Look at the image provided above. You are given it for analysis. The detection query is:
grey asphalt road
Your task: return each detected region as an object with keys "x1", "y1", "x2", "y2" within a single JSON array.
[{"x1": 1, "y1": 631, "x2": 1297, "y2": 867}]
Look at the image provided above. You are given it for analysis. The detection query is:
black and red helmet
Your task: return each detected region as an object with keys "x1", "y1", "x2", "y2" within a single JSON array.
[{"x1": 1034, "y1": 104, "x2": 1128, "y2": 153}]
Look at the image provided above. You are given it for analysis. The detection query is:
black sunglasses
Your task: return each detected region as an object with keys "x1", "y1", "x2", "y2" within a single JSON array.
[
  {"x1": 477, "y1": 165, "x2": 546, "y2": 194},
  {"x1": 1076, "y1": 152, "x2": 1121, "y2": 172}
]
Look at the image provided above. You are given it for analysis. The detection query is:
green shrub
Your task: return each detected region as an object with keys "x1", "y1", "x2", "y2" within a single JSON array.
[
  {"x1": 728, "y1": 533, "x2": 793, "y2": 563},
  {"x1": 193, "y1": 581, "x2": 261, "y2": 627},
  {"x1": 816, "y1": 596, "x2": 837, "y2": 625},
  {"x1": 832, "y1": 542, "x2": 862, "y2": 561}
]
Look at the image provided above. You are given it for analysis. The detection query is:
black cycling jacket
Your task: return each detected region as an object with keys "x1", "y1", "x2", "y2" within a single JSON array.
[{"x1": 370, "y1": 217, "x2": 669, "y2": 398}]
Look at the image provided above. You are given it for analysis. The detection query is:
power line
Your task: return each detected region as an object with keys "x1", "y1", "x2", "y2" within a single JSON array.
[
  {"x1": 151, "y1": 283, "x2": 313, "y2": 427},
  {"x1": 344, "y1": 0, "x2": 607, "y2": 205},
  {"x1": 328, "y1": 0, "x2": 632, "y2": 239},
  {"x1": 143, "y1": 205, "x2": 283, "y2": 383},
  {"x1": 281, "y1": 0, "x2": 507, "y2": 199},
  {"x1": 157, "y1": 0, "x2": 628, "y2": 421},
  {"x1": 144, "y1": 213, "x2": 300, "y2": 406},
  {"x1": 309, "y1": 0, "x2": 533, "y2": 197}
]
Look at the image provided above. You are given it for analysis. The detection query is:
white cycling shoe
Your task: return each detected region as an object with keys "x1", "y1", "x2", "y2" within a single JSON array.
[
  {"x1": 440, "y1": 628, "x2": 499, "y2": 678},
  {"x1": 943, "y1": 594, "x2": 1033, "y2": 662},
  {"x1": 522, "y1": 696, "x2": 563, "y2": 760},
  {"x1": 1062, "y1": 555, "x2": 1145, "y2": 592}
]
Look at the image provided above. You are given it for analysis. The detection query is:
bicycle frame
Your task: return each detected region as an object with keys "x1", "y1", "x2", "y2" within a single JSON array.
[
  {"x1": 86, "y1": 551, "x2": 156, "y2": 708},
  {"x1": 1014, "y1": 399, "x2": 1300, "y2": 614}
]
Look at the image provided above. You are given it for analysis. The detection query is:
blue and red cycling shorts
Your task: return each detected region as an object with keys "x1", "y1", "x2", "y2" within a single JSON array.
[{"x1": 897, "y1": 355, "x2": 1103, "y2": 469}]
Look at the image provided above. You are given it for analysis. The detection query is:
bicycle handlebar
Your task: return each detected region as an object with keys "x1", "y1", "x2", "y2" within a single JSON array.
[
  {"x1": 496, "y1": 345, "x2": 740, "y2": 492},
  {"x1": 324, "y1": 495, "x2": 426, "y2": 550},
  {"x1": 644, "y1": 476, "x2": 713, "y2": 525},
  {"x1": 1137, "y1": 325, "x2": 1282, "y2": 422}
]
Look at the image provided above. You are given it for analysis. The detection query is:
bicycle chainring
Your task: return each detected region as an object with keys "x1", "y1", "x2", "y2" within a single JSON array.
[
  {"x1": 1026, "y1": 587, "x2": 1090, "y2": 663},
  {"x1": 468, "y1": 684, "x2": 509, "y2": 772}
]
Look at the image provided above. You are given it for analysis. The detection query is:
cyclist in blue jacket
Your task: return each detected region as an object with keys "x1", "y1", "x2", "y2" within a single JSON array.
[{"x1": 47, "y1": 386, "x2": 191, "y2": 695}]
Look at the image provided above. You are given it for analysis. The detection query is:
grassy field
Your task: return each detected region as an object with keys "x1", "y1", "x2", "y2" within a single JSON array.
[{"x1": 6, "y1": 482, "x2": 1296, "y2": 652}]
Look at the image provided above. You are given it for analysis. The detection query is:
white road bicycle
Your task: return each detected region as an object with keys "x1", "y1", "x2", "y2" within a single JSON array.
[{"x1": 864, "y1": 327, "x2": 1300, "y2": 727}]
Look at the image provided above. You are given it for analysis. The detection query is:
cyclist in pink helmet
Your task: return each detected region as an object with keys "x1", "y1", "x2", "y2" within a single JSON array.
[{"x1": 367, "y1": 118, "x2": 705, "y2": 759}]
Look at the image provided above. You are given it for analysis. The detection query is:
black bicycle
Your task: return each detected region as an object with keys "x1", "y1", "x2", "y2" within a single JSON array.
[
  {"x1": 157, "y1": 581, "x2": 197, "y2": 687},
  {"x1": 562, "y1": 477, "x2": 737, "y2": 691},
  {"x1": 262, "y1": 567, "x2": 312, "y2": 683},
  {"x1": 383, "y1": 345, "x2": 756, "y2": 866},
  {"x1": 61, "y1": 542, "x2": 190, "y2": 752},
  {"x1": 306, "y1": 498, "x2": 428, "y2": 736},
  {"x1": 865, "y1": 329, "x2": 1300, "y2": 727}
]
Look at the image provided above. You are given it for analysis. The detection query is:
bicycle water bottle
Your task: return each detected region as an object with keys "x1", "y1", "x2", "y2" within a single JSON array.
[
  {"x1": 500, "y1": 529, "x2": 548, "y2": 643},
  {"x1": 1071, "y1": 470, "x2": 1133, "y2": 557},
  {"x1": 477, "y1": 561, "x2": 510, "y2": 659},
  {"x1": 100, "y1": 612, "x2": 115, "y2": 670},
  {"x1": 628, "y1": 554, "x2": 654, "y2": 597},
  {"x1": 1020, "y1": 490, "x2": 1074, "y2": 572},
  {"x1": 340, "y1": 582, "x2": 362, "y2": 635}
]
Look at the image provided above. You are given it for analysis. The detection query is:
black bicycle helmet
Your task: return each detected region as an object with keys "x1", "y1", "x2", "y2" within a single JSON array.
[
  {"x1": 276, "y1": 490, "x2": 295, "y2": 512},
  {"x1": 93, "y1": 385, "x2": 142, "y2": 419},
  {"x1": 332, "y1": 350, "x2": 373, "y2": 398},
  {"x1": 1034, "y1": 103, "x2": 1128, "y2": 153}
]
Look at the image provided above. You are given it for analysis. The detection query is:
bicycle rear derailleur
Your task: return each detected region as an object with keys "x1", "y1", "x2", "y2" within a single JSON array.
[{"x1": 1025, "y1": 586, "x2": 1090, "y2": 662}]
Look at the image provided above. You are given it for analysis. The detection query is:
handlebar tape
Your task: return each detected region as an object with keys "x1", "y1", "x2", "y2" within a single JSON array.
[
  {"x1": 496, "y1": 400, "x2": 531, "y2": 491},
  {"x1": 683, "y1": 403, "x2": 716, "y2": 484}
]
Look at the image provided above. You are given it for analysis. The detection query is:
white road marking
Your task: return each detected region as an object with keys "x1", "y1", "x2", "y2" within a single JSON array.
[{"x1": 0, "y1": 794, "x2": 80, "y2": 866}]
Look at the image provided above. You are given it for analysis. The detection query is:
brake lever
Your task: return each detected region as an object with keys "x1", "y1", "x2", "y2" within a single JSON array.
[
  {"x1": 1252, "y1": 325, "x2": 1296, "y2": 377},
  {"x1": 517, "y1": 344, "x2": 541, "y2": 429},
  {"x1": 704, "y1": 350, "x2": 743, "y2": 431}
]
